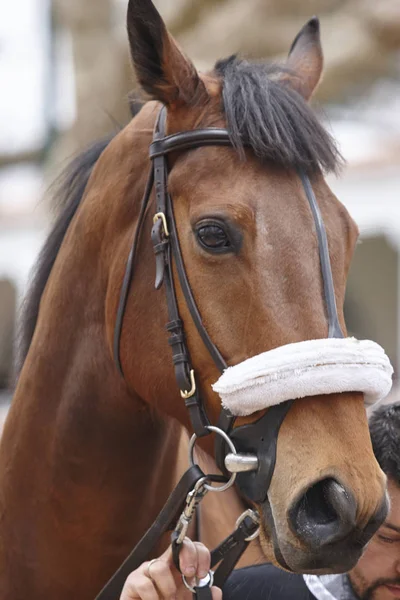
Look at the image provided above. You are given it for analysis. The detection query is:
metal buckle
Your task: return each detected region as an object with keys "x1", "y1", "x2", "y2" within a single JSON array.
[
  {"x1": 235, "y1": 509, "x2": 261, "y2": 542},
  {"x1": 182, "y1": 570, "x2": 214, "y2": 593},
  {"x1": 180, "y1": 369, "x2": 196, "y2": 399},
  {"x1": 174, "y1": 477, "x2": 209, "y2": 545},
  {"x1": 189, "y1": 426, "x2": 237, "y2": 492},
  {"x1": 153, "y1": 212, "x2": 170, "y2": 237}
]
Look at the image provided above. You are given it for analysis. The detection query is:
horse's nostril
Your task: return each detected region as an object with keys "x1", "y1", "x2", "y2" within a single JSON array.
[{"x1": 289, "y1": 478, "x2": 357, "y2": 549}]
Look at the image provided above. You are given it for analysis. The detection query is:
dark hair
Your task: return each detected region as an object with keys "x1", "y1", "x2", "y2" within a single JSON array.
[
  {"x1": 215, "y1": 56, "x2": 342, "y2": 174},
  {"x1": 369, "y1": 402, "x2": 400, "y2": 484}
]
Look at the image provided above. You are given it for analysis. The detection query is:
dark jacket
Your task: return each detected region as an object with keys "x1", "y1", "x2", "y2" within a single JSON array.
[
  {"x1": 224, "y1": 564, "x2": 316, "y2": 599},
  {"x1": 224, "y1": 565, "x2": 359, "y2": 600}
]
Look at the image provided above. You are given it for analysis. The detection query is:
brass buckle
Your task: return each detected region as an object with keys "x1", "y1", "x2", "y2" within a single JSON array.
[
  {"x1": 180, "y1": 370, "x2": 196, "y2": 399},
  {"x1": 153, "y1": 212, "x2": 169, "y2": 237}
]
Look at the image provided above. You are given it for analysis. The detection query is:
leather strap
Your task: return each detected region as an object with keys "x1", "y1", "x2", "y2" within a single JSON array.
[
  {"x1": 113, "y1": 168, "x2": 154, "y2": 375},
  {"x1": 212, "y1": 513, "x2": 259, "y2": 588},
  {"x1": 151, "y1": 111, "x2": 212, "y2": 436},
  {"x1": 167, "y1": 191, "x2": 227, "y2": 373},
  {"x1": 299, "y1": 170, "x2": 343, "y2": 339},
  {"x1": 194, "y1": 586, "x2": 213, "y2": 599},
  {"x1": 95, "y1": 465, "x2": 205, "y2": 600},
  {"x1": 150, "y1": 129, "x2": 233, "y2": 159},
  {"x1": 149, "y1": 107, "x2": 231, "y2": 435},
  {"x1": 173, "y1": 505, "x2": 258, "y2": 599}
]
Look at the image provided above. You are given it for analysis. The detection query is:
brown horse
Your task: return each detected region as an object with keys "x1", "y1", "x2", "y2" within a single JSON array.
[{"x1": 0, "y1": 1, "x2": 388, "y2": 598}]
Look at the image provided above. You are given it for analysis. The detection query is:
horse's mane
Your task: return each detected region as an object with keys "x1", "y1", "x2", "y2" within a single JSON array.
[
  {"x1": 215, "y1": 56, "x2": 342, "y2": 173},
  {"x1": 15, "y1": 136, "x2": 114, "y2": 378}
]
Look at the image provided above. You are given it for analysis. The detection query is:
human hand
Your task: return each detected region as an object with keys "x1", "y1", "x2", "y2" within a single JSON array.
[{"x1": 120, "y1": 538, "x2": 222, "y2": 599}]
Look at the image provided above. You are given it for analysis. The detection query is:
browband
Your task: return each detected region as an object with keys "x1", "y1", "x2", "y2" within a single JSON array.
[{"x1": 149, "y1": 129, "x2": 233, "y2": 159}]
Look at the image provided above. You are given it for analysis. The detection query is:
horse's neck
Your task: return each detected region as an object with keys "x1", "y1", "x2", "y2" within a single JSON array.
[{"x1": 0, "y1": 289, "x2": 181, "y2": 599}]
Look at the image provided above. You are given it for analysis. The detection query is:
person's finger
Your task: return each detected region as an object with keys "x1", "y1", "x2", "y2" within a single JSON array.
[
  {"x1": 178, "y1": 538, "x2": 198, "y2": 579},
  {"x1": 147, "y1": 559, "x2": 177, "y2": 598},
  {"x1": 193, "y1": 542, "x2": 211, "y2": 580},
  {"x1": 211, "y1": 586, "x2": 223, "y2": 600},
  {"x1": 121, "y1": 571, "x2": 159, "y2": 600}
]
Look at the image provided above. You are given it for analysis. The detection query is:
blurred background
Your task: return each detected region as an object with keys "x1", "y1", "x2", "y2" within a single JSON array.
[{"x1": 1, "y1": 0, "x2": 400, "y2": 424}]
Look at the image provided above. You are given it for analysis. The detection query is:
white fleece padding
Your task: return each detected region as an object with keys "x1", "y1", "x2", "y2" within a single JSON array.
[{"x1": 212, "y1": 338, "x2": 393, "y2": 417}]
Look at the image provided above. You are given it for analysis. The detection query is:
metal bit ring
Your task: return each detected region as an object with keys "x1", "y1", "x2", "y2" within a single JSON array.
[{"x1": 188, "y1": 426, "x2": 237, "y2": 492}]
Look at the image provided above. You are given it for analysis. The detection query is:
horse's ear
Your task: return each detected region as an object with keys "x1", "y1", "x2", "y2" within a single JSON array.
[
  {"x1": 127, "y1": 0, "x2": 208, "y2": 107},
  {"x1": 284, "y1": 17, "x2": 323, "y2": 101}
]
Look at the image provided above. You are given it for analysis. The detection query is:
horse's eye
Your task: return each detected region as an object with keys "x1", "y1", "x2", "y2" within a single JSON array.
[{"x1": 196, "y1": 224, "x2": 231, "y2": 251}]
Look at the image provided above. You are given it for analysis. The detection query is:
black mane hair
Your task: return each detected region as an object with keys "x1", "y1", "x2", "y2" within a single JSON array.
[
  {"x1": 15, "y1": 136, "x2": 113, "y2": 378},
  {"x1": 369, "y1": 402, "x2": 400, "y2": 484},
  {"x1": 215, "y1": 56, "x2": 342, "y2": 174}
]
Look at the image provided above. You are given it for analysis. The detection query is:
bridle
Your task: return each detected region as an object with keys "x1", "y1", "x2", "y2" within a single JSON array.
[
  {"x1": 98, "y1": 105, "x2": 343, "y2": 599},
  {"x1": 113, "y1": 104, "x2": 343, "y2": 495}
]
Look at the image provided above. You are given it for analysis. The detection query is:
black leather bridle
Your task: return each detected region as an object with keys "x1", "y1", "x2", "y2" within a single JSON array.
[{"x1": 97, "y1": 106, "x2": 344, "y2": 599}]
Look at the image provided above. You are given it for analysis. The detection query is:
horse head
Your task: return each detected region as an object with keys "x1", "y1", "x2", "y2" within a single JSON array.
[{"x1": 102, "y1": 0, "x2": 390, "y2": 575}]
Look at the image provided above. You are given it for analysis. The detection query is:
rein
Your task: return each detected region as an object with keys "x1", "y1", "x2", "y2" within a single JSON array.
[{"x1": 98, "y1": 105, "x2": 344, "y2": 599}]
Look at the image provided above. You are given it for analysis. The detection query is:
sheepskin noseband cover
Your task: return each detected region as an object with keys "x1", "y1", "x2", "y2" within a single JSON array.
[{"x1": 212, "y1": 338, "x2": 393, "y2": 417}]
